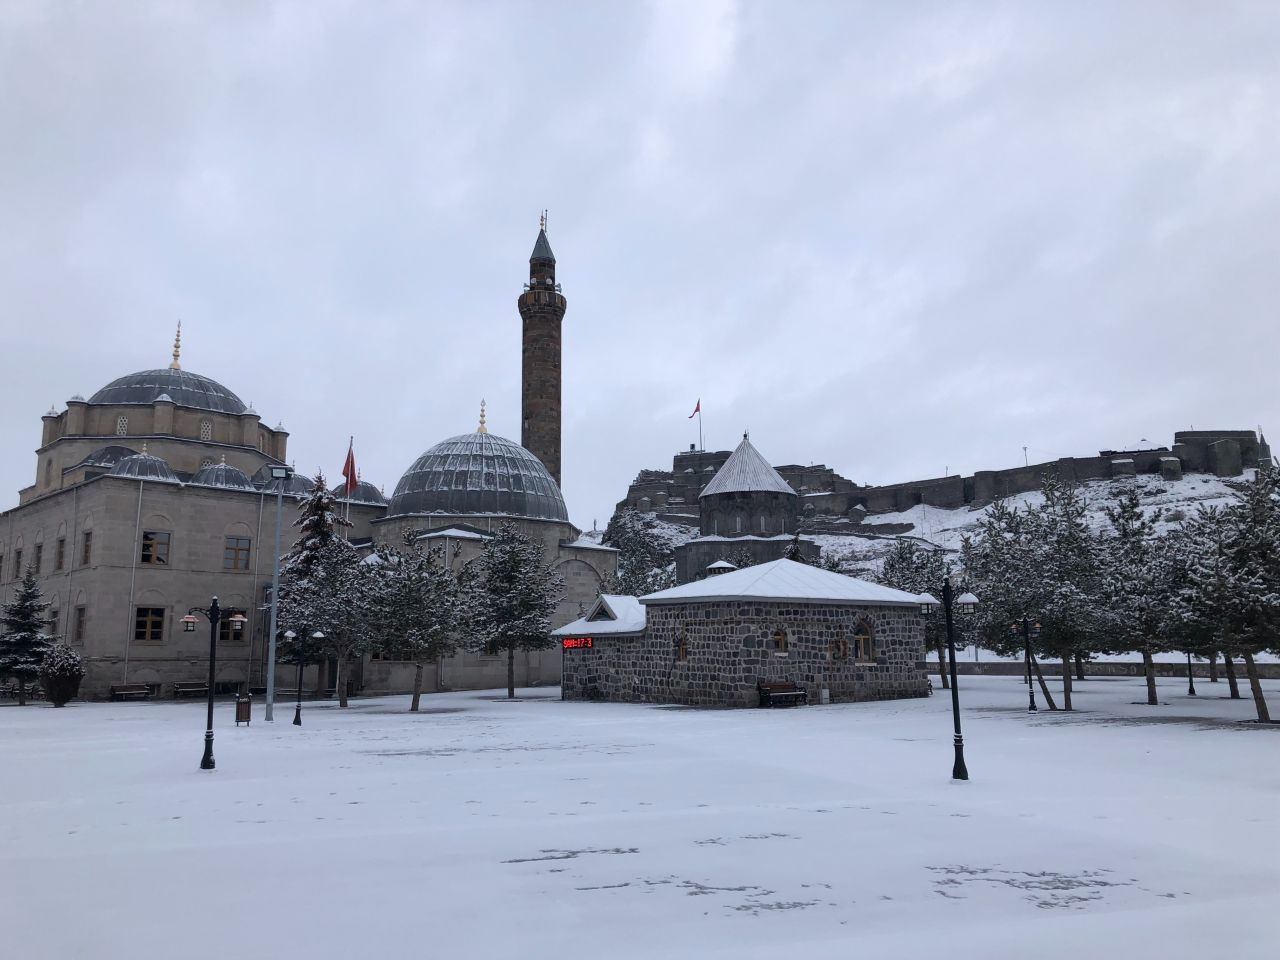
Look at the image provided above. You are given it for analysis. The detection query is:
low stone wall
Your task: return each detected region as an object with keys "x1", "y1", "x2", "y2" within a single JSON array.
[{"x1": 563, "y1": 600, "x2": 928, "y2": 707}]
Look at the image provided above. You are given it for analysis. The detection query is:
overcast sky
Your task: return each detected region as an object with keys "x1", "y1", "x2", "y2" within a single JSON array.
[{"x1": 2, "y1": 0, "x2": 1277, "y2": 529}]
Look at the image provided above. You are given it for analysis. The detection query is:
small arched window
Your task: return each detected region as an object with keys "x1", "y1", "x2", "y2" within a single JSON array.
[
  {"x1": 200, "y1": 420, "x2": 212, "y2": 441},
  {"x1": 735, "y1": 515, "x2": 743, "y2": 533},
  {"x1": 854, "y1": 623, "x2": 874, "y2": 660},
  {"x1": 116, "y1": 416, "x2": 128, "y2": 436},
  {"x1": 772, "y1": 628, "x2": 788, "y2": 655},
  {"x1": 44, "y1": 459, "x2": 53, "y2": 487}
]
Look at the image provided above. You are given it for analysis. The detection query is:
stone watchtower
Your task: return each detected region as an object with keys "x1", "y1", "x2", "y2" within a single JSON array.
[{"x1": 518, "y1": 220, "x2": 567, "y2": 488}]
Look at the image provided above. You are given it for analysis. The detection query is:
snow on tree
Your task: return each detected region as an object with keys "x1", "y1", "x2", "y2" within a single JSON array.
[
  {"x1": 602, "y1": 508, "x2": 676, "y2": 595},
  {"x1": 1100, "y1": 487, "x2": 1168, "y2": 705},
  {"x1": 878, "y1": 539, "x2": 951, "y2": 687},
  {"x1": 0, "y1": 567, "x2": 53, "y2": 705},
  {"x1": 783, "y1": 533, "x2": 807, "y2": 563},
  {"x1": 467, "y1": 523, "x2": 564, "y2": 700},
  {"x1": 38, "y1": 643, "x2": 84, "y2": 707},
  {"x1": 380, "y1": 535, "x2": 463, "y2": 711},
  {"x1": 277, "y1": 474, "x2": 374, "y2": 708}
]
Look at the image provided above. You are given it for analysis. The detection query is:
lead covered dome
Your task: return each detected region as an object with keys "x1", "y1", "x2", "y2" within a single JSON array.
[
  {"x1": 88, "y1": 368, "x2": 247, "y2": 415},
  {"x1": 389, "y1": 432, "x2": 568, "y2": 521}
]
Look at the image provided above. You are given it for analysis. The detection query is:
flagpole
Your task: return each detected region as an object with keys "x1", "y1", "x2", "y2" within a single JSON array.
[{"x1": 698, "y1": 408, "x2": 703, "y2": 452}]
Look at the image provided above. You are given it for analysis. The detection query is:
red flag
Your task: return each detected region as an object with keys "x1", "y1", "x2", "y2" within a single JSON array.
[
  {"x1": 688, "y1": 399, "x2": 701, "y2": 419},
  {"x1": 341, "y1": 438, "x2": 357, "y2": 496}
]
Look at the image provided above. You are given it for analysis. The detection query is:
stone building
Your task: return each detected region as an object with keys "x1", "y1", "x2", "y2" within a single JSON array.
[
  {"x1": 557, "y1": 558, "x2": 929, "y2": 707},
  {"x1": 1, "y1": 226, "x2": 615, "y2": 699},
  {"x1": 672, "y1": 433, "x2": 818, "y2": 583}
]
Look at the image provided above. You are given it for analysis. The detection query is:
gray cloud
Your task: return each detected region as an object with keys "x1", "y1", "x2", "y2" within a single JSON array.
[{"x1": 2, "y1": 0, "x2": 1277, "y2": 525}]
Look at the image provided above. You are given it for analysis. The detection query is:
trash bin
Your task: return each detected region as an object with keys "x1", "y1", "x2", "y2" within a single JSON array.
[{"x1": 235, "y1": 694, "x2": 252, "y2": 726}]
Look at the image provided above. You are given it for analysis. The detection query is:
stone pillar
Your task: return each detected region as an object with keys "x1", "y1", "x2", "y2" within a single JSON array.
[{"x1": 152, "y1": 395, "x2": 174, "y2": 434}]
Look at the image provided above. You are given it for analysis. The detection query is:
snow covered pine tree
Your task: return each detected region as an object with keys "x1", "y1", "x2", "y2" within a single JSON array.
[{"x1": 0, "y1": 567, "x2": 53, "y2": 705}]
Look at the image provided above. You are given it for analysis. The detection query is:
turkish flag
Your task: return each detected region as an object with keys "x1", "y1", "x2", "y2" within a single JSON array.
[
  {"x1": 688, "y1": 399, "x2": 700, "y2": 418},
  {"x1": 341, "y1": 440, "x2": 357, "y2": 496}
]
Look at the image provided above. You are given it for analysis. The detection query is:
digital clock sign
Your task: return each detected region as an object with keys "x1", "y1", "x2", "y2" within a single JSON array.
[{"x1": 562, "y1": 637, "x2": 594, "y2": 649}]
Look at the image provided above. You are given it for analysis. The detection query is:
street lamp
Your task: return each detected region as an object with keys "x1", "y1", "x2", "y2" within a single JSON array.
[
  {"x1": 287, "y1": 628, "x2": 324, "y2": 726},
  {"x1": 922, "y1": 579, "x2": 978, "y2": 781},
  {"x1": 1016, "y1": 617, "x2": 1041, "y2": 712},
  {"x1": 1186, "y1": 651, "x2": 1197, "y2": 697},
  {"x1": 182, "y1": 598, "x2": 247, "y2": 770},
  {"x1": 265, "y1": 464, "x2": 294, "y2": 722}
]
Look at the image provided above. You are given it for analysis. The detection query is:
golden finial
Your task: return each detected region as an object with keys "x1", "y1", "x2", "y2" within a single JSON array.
[
  {"x1": 169, "y1": 321, "x2": 182, "y2": 370},
  {"x1": 477, "y1": 398, "x2": 488, "y2": 434}
]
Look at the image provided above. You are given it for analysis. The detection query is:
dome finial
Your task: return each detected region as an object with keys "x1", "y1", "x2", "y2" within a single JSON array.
[
  {"x1": 477, "y1": 398, "x2": 488, "y2": 434},
  {"x1": 169, "y1": 320, "x2": 182, "y2": 370}
]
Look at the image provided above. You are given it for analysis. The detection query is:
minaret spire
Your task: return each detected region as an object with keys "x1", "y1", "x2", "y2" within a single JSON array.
[{"x1": 169, "y1": 321, "x2": 182, "y2": 370}]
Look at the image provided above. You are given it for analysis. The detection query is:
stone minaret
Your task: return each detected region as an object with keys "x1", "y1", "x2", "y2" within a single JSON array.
[{"x1": 518, "y1": 218, "x2": 567, "y2": 488}]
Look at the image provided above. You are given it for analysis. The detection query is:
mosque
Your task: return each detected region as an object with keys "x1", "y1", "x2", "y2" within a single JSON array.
[{"x1": 0, "y1": 227, "x2": 617, "y2": 700}]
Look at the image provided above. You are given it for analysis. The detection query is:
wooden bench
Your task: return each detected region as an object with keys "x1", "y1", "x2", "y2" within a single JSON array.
[
  {"x1": 109, "y1": 683, "x2": 151, "y2": 701},
  {"x1": 757, "y1": 680, "x2": 807, "y2": 708},
  {"x1": 173, "y1": 681, "x2": 209, "y2": 698}
]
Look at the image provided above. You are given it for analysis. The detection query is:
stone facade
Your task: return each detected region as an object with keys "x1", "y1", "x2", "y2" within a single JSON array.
[
  {"x1": 675, "y1": 535, "x2": 819, "y2": 583},
  {"x1": 562, "y1": 599, "x2": 927, "y2": 707},
  {"x1": 519, "y1": 228, "x2": 566, "y2": 487}
]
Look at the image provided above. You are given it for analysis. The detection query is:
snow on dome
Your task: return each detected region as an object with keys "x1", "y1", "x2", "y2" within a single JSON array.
[
  {"x1": 251, "y1": 464, "x2": 316, "y2": 496},
  {"x1": 330, "y1": 479, "x2": 388, "y2": 506},
  {"x1": 389, "y1": 431, "x2": 568, "y2": 522},
  {"x1": 640, "y1": 558, "x2": 924, "y2": 607},
  {"x1": 190, "y1": 459, "x2": 254, "y2": 490},
  {"x1": 109, "y1": 450, "x2": 180, "y2": 484},
  {"x1": 89, "y1": 368, "x2": 246, "y2": 415},
  {"x1": 154, "y1": 393, "x2": 174, "y2": 403},
  {"x1": 700, "y1": 434, "x2": 795, "y2": 498}
]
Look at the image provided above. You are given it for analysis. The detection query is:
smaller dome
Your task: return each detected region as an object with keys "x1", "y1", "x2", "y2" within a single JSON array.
[
  {"x1": 69, "y1": 394, "x2": 85, "y2": 402},
  {"x1": 110, "y1": 451, "x2": 180, "y2": 483},
  {"x1": 252, "y1": 464, "x2": 316, "y2": 496},
  {"x1": 191, "y1": 459, "x2": 254, "y2": 490},
  {"x1": 330, "y1": 479, "x2": 387, "y2": 506},
  {"x1": 154, "y1": 393, "x2": 173, "y2": 403},
  {"x1": 77, "y1": 445, "x2": 137, "y2": 469}
]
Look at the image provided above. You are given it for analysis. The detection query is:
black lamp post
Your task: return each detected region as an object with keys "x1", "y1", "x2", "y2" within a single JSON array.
[
  {"x1": 181, "y1": 598, "x2": 247, "y2": 771},
  {"x1": 922, "y1": 579, "x2": 978, "y2": 781},
  {"x1": 285, "y1": 628, "x2": 324, "y2": 726},
  {"x1": 1186, "y1": 651, "x2": 1197, "y2": 697},
  {"x1": 1020, "y1": 617, "x2": 1040, "y2": 712}
]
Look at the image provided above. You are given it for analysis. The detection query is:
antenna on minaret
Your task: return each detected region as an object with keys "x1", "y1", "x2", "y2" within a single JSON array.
[
  {"x1": 169, "y1": 321, "x2": 182, "y2": 370},
  {"x1": 477, "y1": 398, "x2": 488, "y2": 434}
]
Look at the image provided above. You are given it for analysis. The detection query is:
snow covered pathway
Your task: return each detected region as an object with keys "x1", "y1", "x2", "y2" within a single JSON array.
[{"x1": 2, "y1": 676, "x2": 1277, "y2": 959}]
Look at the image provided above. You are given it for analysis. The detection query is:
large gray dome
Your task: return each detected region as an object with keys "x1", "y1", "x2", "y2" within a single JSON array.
[
  {"x1": 89, "y1": 368, "x2": 246, "y2": 415},
  {"x1": 389, "y1": 432, "x2": 568, "y2": 521}
]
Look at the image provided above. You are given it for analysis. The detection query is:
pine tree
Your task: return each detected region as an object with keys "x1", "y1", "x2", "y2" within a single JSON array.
[
  {"x1": 277, "y1": 474, "x2": 370, "y2": 708},
  {"x1": 468, "y1": 523, "x2": 564, "y2": 699},
  {"x1": 1100, "y1": 488, "x2": 1167, "y2": 705},
  {"x1": 381, "y1": 537, "x2": 462, "y2": 711},
  {"x1": 0, "y1": 567, "x2": 53, "y2": 705},
  {"x1": 602, "y1": 508, "x2": 676, "y2": 595},
  {"x1": 878, "y1": 540, "x2": 950, "y2": 687}
]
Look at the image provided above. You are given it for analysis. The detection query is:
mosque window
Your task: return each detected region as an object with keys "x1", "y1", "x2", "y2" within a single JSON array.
[
  {"x1": 676, "y1": 630, "x2": 688, "y2": 662},
  {"x1": 759, "y1": 516, "x2": 766, "y2": 534},
  {"x1": 831, "y1": 632, "x2": 850, "y2": 660},
  {"x1": 13, "y1": 548, "x2": 22, "y2": 578},
  {"x1": 33, "y1": 543, "x2": 43, "y2": 575},
  {"x1": 81, "y1": 531, "x2": 93, "y2": 566},
  {"x1": 200, "y1": 458, "x2": 214, "y2": 469},
  {"x1": 73, "y1": 606, "x2": 88, "y2": 643},
  {"x1": 200, "y1": 420, "x2": 212, "y2": 441},
  {"x1": 772, "y1": 628, "x2": 788, "y2": 655},
  {"x1": 854, "y1": 623, "x2": 874, "y2": 660},
  {"x1": 134, "y1": 607, "x2": 165, "y2": 642},
  {"x1": 735, "y1": 515, "x2": 742, "y2": 534},
  {"x1": 223, "y1": 537, "x2": 251, "y2": 571},
  {"x1": 140, "y1": 531, "x2": 171, "y2": 565},
  {"x1": 116, "y1": 416, "x2": 128, "y2": 436},
  {"x1": 55, "y1": 538, "x2": 66, "y2": 571},
  {"x1": 49, "y1": 607, "x2": 60, "y2": 639}
]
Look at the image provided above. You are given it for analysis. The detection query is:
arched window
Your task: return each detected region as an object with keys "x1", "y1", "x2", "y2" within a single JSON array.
[
  {"x1": 759, "y1": 515, "x2": 766, "y2": 534},
  {"x1": 854, "y1": 622, "x2": 874, "y2": 660},
  {"x1": 771, "y1": 628, "x2": 788, "y2": 655},
  {"x1": 735, "y1": 515, "x2": 742, "y2": 533},
  {"x1": 200, "y1": 420, "x2": 212, "y2": 441},
  {"x1": 116, "y1": 416, "x2": 128, "y2": 436},
  {"x1": 830, "y1": 630, "x2": 849, "y2": 661}
]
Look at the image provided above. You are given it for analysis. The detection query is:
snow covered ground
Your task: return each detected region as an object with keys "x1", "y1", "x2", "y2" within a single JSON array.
[{"x1": 3, "y1": 677, "x2": 1278, "y2": 960}]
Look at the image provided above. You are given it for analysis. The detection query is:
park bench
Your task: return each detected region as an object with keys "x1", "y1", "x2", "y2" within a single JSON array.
[
  {"x1": 757, "y1": 680, "x2": 807, "y2": 708},
  {"x1": 109, "y1": 683, "x2": 151, "y2": 701},
  {"x1": 172, "y1": 681, "x2": 209, "y2": 698}
]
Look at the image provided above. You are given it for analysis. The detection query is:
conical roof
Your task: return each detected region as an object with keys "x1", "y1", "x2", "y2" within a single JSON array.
[
  {"x1": 700, "y1": 434, "x2": 795, "y2": 498},
  {"x1": 530, "y1": 228, "x2": 555, "y2": 262}
]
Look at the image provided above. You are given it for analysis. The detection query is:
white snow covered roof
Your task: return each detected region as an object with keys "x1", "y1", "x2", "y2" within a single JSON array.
[
  {"x1": 706, "y1": 560, "x2": 737, "y2": 570},
  {"x1": 552, "y1": 595, "x2": 646, "y2": 637},
  {"x1": 640, "y1": 558, "x2": 924, "y2": 608},
  {"x1": 416, "y1": 526, "x2": 490, "y2": 542},
  {"x1": 699, "y1": 434, "x2": 795, "y2": 498}
]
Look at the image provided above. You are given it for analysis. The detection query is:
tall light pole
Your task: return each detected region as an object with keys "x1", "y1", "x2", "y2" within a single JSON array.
[
  {"x1": 265, "y1": 464, "x2": 293, "y2": 721},
  {"x1": 181, "y1": 599, "x2": 247, "y2": 770},
  {"x1": 1186, "y1": 651, "x2": 1197, "y2": 697},
  {"x1": 923, "y1": 579, "x2": 978, "y2": 781},
  {"x1": 1019, "y1": 616, "x2": 1040, "y2": 712},
  {"x1": 288, "y1": 628, "x2": 324, "y2": 726}
]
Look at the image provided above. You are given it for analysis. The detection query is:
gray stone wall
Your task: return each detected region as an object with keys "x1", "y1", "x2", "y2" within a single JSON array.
[
  {"x1": 562, "y1": 600, "x2": 927, "y2": 708},
  {"x1": 674, "y1": 536, "x2": 819, "y2": 583}
]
